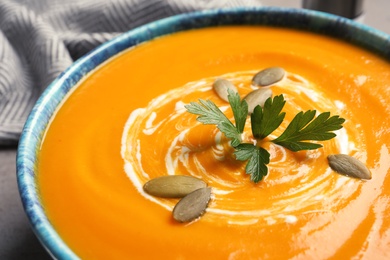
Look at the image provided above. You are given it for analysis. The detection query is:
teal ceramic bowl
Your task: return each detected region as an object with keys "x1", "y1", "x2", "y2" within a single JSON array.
[{"x1": 16, "y1": 7, "x2": 390, "y2": 259}]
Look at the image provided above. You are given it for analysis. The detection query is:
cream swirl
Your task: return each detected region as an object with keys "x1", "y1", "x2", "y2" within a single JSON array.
[{"x1": 121, "y1": 70, "x2": 366, "y2": 226}]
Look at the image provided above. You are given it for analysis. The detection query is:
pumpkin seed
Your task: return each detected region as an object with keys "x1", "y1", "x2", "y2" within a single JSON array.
[
  {"x1": 252, "y1": 67, "x2": 285, "y2": 87},
  {"x1": 173, "y1": 187, "x2": 212, "y2": 223},
  {"x1": 143, "y1": 175, "x2": 207, "y2": 198},
  {"x1": 212, "y1": 78, "x2": 238, "y2": 102},
  {"x1": 327, "y1": 154, "x2": 372, "y2": 180},
  {"x1": 243, "y1": 88, "x2": 272, "y2": 114}
]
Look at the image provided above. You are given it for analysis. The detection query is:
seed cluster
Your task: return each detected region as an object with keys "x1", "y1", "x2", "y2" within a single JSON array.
[
  {"x1": 213, "y1": 67, "x2": 284, "y2": 113},
  {"x1": 143, "y1": 175, "x2": 211, "y2": 223}
]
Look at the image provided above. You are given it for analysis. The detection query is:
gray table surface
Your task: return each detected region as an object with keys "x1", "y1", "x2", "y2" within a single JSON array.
[{"x1": 1, "y1": 1, "x2": 389, "y2": 259}]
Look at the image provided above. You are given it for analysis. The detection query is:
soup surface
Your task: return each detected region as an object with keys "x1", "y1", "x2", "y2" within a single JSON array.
[{"x1": 38, "y1": 26, "x2": 390, "y2": 259}]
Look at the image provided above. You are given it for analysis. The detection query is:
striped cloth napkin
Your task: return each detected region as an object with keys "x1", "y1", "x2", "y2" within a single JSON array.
[{"x1": 0, "y1": 0, "x2": 262, "y2": 145}]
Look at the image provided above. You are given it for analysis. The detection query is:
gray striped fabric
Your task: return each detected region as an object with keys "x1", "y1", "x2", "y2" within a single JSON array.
[{"x1": 0, "y1": 0, "x2": 262, "y2": 146}]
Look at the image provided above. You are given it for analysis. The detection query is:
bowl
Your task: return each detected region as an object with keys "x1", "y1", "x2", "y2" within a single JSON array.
[{"x1": 16, "y1": 7, "x2": 390, "y2": 259}]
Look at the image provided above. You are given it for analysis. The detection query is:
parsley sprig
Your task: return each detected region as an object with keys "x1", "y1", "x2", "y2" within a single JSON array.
[{"x1": 185, "y1": 89, "x2": 345, "y2": 183}]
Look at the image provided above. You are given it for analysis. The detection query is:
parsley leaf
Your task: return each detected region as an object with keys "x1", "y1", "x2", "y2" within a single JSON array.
[
  {"x1": 251, "y1": 95, "x2": 286, "y2": 140},
  {"x1": 235, "y1": 143, "x2": 270, "y2": 183},
  {"x1": 272, "y1": 111, "x2": 345, "y2": 151},
  {"x1": 185, "y1": 98, "x2": 242, "y2": 147},
  {"x1": 227, "y1": 88, "x2": 248, "y2": 134}
]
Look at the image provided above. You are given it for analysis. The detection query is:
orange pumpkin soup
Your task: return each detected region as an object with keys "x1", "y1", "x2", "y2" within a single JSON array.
[{"x1": 38, "y1": 26, "x2": 390, "y2": 259}]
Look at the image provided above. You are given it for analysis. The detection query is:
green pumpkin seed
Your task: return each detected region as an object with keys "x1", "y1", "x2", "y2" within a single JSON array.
[
  {"x1": 173, "y1": 187, "x2": 212, "y2": 223},
  {"x1": 243, "y1": 88, "x2": 272, "y2": 114},
  {"x1": 327, "y1": 154, "x2": 371, "y2": 180},
  {"x1": 212, "y1": 78, "x2": 238, "y2": 102},
  {"x1": 143, "y1": 175, "x2": 207, "y2": 198},
  {"x1": 252, "y1": 67, "x2": 285, "y2": 87}
]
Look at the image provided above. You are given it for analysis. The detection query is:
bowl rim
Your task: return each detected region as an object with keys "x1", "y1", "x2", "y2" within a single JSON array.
[{"x1": 16, "y1": 6, "x2": 390, "y2": 259}]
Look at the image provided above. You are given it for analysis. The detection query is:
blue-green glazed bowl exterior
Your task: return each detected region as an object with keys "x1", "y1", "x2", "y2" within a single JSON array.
[{"x1": 16, "y1": 7, "x2": 390, "y2": 259}]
